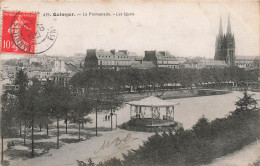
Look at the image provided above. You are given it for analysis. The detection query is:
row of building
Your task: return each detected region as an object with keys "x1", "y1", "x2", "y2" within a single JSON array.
[
  {"x1": 1, "y1": 55, "x2": 81, "y2": 91},
  {"x1": 2, "y1": 49, "x2": 259, "y2": 92},
  {"x1": 84, "y1": 49, "x2": 259, "y2": 71}
]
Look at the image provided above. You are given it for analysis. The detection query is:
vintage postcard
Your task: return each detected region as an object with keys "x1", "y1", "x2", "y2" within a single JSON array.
[{"x1": 0, "y1": 1, "x2": 259, "y2": 166}]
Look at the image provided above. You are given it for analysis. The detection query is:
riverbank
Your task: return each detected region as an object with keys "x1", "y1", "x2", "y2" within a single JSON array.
[{"x1": 123, "y1": 89, "x2": 230, "y2": 102}]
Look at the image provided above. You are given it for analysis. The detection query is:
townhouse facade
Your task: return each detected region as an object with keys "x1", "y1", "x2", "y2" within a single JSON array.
[
  {"x1": 143, "y1": 51, "x2": 180, "y2": 69},
  {"x1": 235, "y1": 56, "x2": 260, "y2": 70},
  {"x1": 84, "y1": 49, "x2": 135, "y2": 71},
  {"x1": 197, "y1": 59, "x2": 227, "y2": 69}
]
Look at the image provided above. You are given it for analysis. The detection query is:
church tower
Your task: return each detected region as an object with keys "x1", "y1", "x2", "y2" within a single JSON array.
[
  {"x1": 225, "y1": 15, "x2": 235, "y2": 66},
  {"x1": 214, "y1": 17, "x2": 224, "y2": 61},
  {"x1": 214, "y1": 15, "x2": 235, "y2": 66}
]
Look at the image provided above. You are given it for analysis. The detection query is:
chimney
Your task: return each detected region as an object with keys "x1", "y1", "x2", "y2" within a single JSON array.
[
  {"x1": 110, "y1": 49, "x2": 116, "y2": 55},
  {"x1": 145, "y1": 51, "x2": 156, "y2": 57},
  {"x1": 144, "y1": 51, "x2": 157, "y2": 65},
  {"x1": 119, "y1": 50, "x2": 128, "y2": 55},
  {"x1": 87, "y1": 49, "x2": 97, "y2": 57}
]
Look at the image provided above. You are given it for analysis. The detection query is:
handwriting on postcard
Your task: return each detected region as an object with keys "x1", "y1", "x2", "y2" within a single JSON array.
[{"x1": 94, "y1": 133, "x2": 139, "y2": 155}]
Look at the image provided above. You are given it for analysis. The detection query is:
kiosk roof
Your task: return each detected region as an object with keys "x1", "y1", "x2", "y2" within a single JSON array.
[{"x1": 127, "y1": 96, "x2": 178, "y2": 107}]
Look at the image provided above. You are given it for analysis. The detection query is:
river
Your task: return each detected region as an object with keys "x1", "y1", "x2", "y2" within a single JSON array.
[{"x1": 88, "y1": 91, "x2": 260, "y2": 129}]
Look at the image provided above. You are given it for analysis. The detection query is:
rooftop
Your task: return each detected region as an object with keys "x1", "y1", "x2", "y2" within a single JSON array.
[
  {"x1": 156, "y1": 51, "x2": 176, "y2": 60},
  {"x1": 127, "y1": 96, "x2": 178, "y2": 107},
  {"x1": 65, "y1": 63, "x2": 81, "y2": 72},
  {"x1": 199, "y1": 59, "x2": 227, "y2": 65},
  {"x1": 236, "y1": 56, "x2": 260, "y2": 60},
  {"x1": 95, "y1": 50, "x2": 134, "y2": 61}
]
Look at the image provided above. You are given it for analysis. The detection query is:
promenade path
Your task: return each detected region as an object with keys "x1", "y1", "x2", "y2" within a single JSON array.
[
  {"x1": 207, "y1": 141, "x2": 260, "y2": 166},
  {"x1": 9, "y1": 129, "x2": 152, "y2": 166}
]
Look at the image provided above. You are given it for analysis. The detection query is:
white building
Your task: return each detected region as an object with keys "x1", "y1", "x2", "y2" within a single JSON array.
[
  {"x1": 235, "y1": 56, "x2": 260, "y2": 69},
  {"x1": 143, "y1": 51, "x2": 180, "y2": 69},
  {"x1": 29, "y1": 55, "x2": 48, "y2": 65},
  {"x1": 198, "y1": 59, "x2": 227, "y2": 69},
  {"x1": 52, "y1": 60, "x2": 67, "y2": 73}
]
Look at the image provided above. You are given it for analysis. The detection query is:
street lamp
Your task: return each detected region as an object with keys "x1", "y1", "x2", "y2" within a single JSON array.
[{"x1": 110, "y1": 110, "x2": 113, "y2": 131}]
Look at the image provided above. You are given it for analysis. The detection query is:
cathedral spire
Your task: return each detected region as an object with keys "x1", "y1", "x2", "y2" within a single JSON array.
[
  {"x1": 215, "y1": 14, "x2": 235, "y2": 66},
  {"x1": 227, "y1": 14, "x2": 232, "y2": 34},
  {"x1": 219, "y1": 17, "x2": 223, "y2": 36}
]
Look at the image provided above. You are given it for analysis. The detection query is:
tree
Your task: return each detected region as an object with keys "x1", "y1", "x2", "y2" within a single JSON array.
[
  {"x1": 102, "y1": 91, "x2": 124, "y2": 131},
  {"x1": 31, "y1": 62, "x2": 42, "y2": 67},
  {"x1": 69, "y1": 95, "x2": 93, "y2": 141},
  {"x1": 35, "y1": 86, "x2": 52, "y2": 136},
  {"x1": 44, "y1": 82, "x2": 72, "y2": 149},
  {"x1": 253, "y1": 58, "x2": 260, "y2": 68},
  {"x1": 31, "y1": 77, "x2": 41, "y2": 86},
  {"x1": 97, "y1": 157, "x2": 123, "y2": 166},
  {"x1": 88, "y1": 88, "x2": 125, "y2": 135},
  {"x1": 179, "y1": 69, "x2": 198, "y2": 89},
  {"x1": 201, "y1": 68, "x2": 215, "y2": 86},
  {"x1": 83, "y1": 69, "x2": 124, "y2": 136},
  {"x1": 235, "y1": 90, "x2": 257, "y2": 111},
  {"x1": 229, "y1": 66, "x2": 240, "y2": 87},
  {"x1": 5, "y1": 59, "x2": 19, "y2": 66},
  {"x1": 124, "y1": 69, "x2": 143, "y2": 92},
  {"x1": 212, "y1": 68, "x2": 224, "y2": 88},
  {"x1": 14, "y1": 69, "x2": 28, "y2": 137},
  {"x1": 24, "y1": 84, "x2": 42, "y2": 157},
  {"x1": 192, "y1": 116, "x2": 210, "y2": 139},
  {"x1": 70, "y1": 67, "x2": 259, "y2": 92},
  {"x1": 1, "y1": 91, "x2": 18, "y2": 164}
]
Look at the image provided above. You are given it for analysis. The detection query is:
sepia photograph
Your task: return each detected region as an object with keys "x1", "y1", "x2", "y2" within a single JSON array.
[{"x1": 0, "y1": 1, "x2": 259, "y2": 166}]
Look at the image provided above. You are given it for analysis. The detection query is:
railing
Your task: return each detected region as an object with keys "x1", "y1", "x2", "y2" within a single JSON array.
[{"x1": 130, "y1": 118, "x2": 174, "y2": 126}]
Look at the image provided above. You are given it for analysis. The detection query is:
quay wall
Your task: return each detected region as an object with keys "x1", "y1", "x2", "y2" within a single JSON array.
[{"x1": 123, "y1": 89, "x2": 230, "y2": 101}]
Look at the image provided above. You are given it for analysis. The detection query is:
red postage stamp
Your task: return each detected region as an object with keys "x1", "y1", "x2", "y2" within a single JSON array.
[{"x1": 1, "y1": 11, "x2": 37, "y2": 54}]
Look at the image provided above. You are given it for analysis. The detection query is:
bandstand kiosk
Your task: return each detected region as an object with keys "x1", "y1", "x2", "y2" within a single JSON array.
[{"x1": 125, "y1": 96, "x2": 182, "y2": 132}]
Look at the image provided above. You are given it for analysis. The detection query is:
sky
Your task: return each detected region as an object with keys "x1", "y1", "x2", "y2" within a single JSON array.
[{"x1": 1, "y1": 1, "x2": 259, "y2": 59}]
